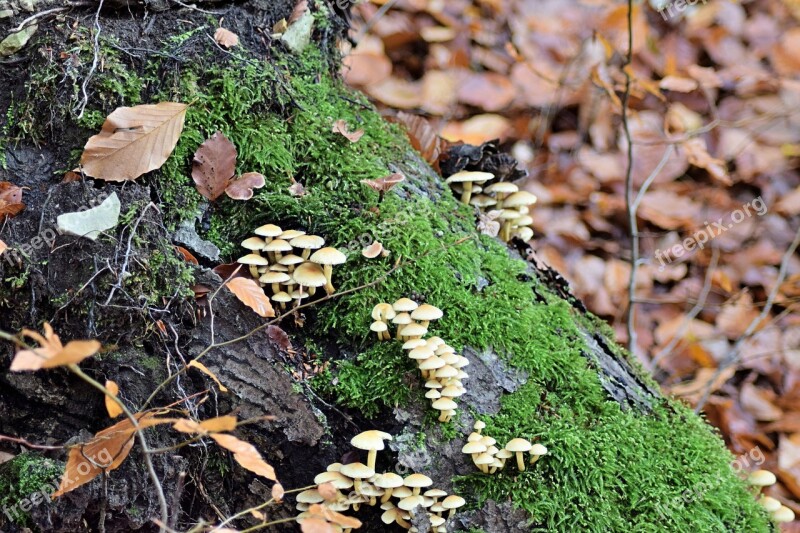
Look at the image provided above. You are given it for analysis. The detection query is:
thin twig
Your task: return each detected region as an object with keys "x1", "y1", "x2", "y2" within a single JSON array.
[
  {"x1": 104, "y1": 203, "x2": 158, "y2": 305},
  {"x1": 621, "y1": 0, "x2": 637, "y2": 356},
  {"x1": 694, "y1": 224, "x2": 800, "y2": 413},
  {"x1": 75, "y1": 0, "x2": 105, "y2": 119},
  {"x1": 10, "y1": 7, "x2": 69, "y2": 33}
]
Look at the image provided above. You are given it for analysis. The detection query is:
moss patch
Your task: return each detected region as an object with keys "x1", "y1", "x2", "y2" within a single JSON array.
[{"x1": 0, "y1": 453, "x2": 61, "y2": 527}]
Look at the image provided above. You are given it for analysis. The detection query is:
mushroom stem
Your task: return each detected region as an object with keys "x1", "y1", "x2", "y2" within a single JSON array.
[
  {"x1": 367, "y1": 450, "x2": 378, "y2": 470},
  {"x1": 438, "y1": 411, "x2": 448, "y2": 422},
  {"x1": 322, "y1": 264, "x2": 335, "y2": 295},
  {"x1": 419, "y1": 320, "x2": 431, "y2": 329},
  {"x1": 381, "y1": 488, "x2": 394, "y2": 503},
  {"x1": 354, "y1": 478, "x2": 363, "y2": 494},
  {"x1": 412, "y1": 487, "x2": 421, "y2": 496},
  {"x1": 308, "y1": 286, "x2": 316, "y2": 297},
  {"x1": 249, "y1": 265, "x2": 260, "y2": 279},
  {"x1": 301, "y1": 249, "x2": 312, "y2": 260},
  {"x1": 530, "y1": 455, "x2": 540, "y2": 465},
  {"x1": 460, "y1": 181, "x2": 473, "y2": 204},
  {"x1": 271, "y1": 283, "x2": 280, "y2": 294},
  {"x1": 396, "y1": 515, "x2": 411, "y2": 529},
  {"x1": 515, "y1": 452, "x2": 526, "y2": 471}
]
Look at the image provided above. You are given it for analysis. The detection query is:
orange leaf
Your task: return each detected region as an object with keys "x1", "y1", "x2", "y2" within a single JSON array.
[
  {"x1": 79, "y1": 102, "x2": 187, "y2": 182},
  {"x1": 317, "y1": 482, "x2": 338, "y2": 501},
  {"x1": 210, "y1": 433, "x2": 277, "y2": 481},
  {"x1": 214, "y1": 27, "x2": 239, "y2": 48},
  {"x1": 300, "y1": 517, "x2": 334, "y2": 533},
  {"x1": 104, "y1": 380, "x2": 123, "y2": 418},
  {"x1": 11, "y1": 323, "x2": 101, "y2": 372},
  {"x1": 174, "y1": 246, "x2": 198, "y2": 265},
  {"x1": 332, "y1": 120, "x2": 365, "y2": 143},
  {"x1": 271, "y1": 482, "x2": 285, "y2": 503},
  {"x1": 0, "y1": 181, "x2": 25, "y2": 220},
  {"x1": 392, "y1": 112, "x2": 448, "y2": 166},
  {"x1": 225, "y1": 277, "x2": 275, "y2": 318},
  {"x1": 187, "y1": 360, "x2": 229, "y2": 392},
  {"x1": 53, "y1": 413, "x2": 173, "y2": 497},
  {"x1": 0, "y1": 239, "x2": 7, "y2": 255},
  {"x1": 173, "y1": 415, "x2": 238, "y2": 434}
]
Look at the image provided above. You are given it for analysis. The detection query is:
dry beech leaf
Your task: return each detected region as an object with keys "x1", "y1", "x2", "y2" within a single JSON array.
[
  {"x1": 300, "y1": 517, "x2": 334, "y2": 533},
  {"x1": 212, "y1": 262, "x2": 244, "y2": 281},
  {"x1": 0, "y1": 181, "x2": 25, "y2": 219},
  {"x1": 11, "y1": 323, "x2": 101, "y2": 372},
  {"x1": 210, "y1": 433, "x2": 277, "y2": 481},
  {"x1": 174, "y1": 246, "x2": 198, "y2": 265},
  {"x1": 104, "y1": 380, "x2": 123, "y2": 418},
  {"x1": 225, "y1": 172, "x2": 266, "y2": 201},
  {"x1": 392, "y1": 112, "x2": 447, "y2": 166},
  {"x1": 53, "y1": 413, "x2": 173, "y2": 497},
  {"x1": 192, "y1": 131, "x2": 237, "y2": 201},
  {"x1": 187, "y1": 360, "x2": 229, "y2": 392},
  {"x1": 289, "y1": 0, "x2": 308, "y2": 24},
  {"x1": 214, "y1": 27, "x2": 239, "y2": 48},
  {"x1": 80, "y1": 102, "x2": 187, "y2": 182},
  {"x1": 659, "y1": 76, "x2": 699, "y2": 92},
  {"x1": 271, "y1": 482, "x2": 285, "y2": 503},
  {"x1": 226, "y1": 277, "x2": 275, "y2": 318},
  {"x1": 307, "y1": 504, "x2": 362, "y2": 529},
  {"x1": 332, "y1": 120, "x2": 365, "y2": 143},
  {"x1": 0, "y1": 239, "x2": 7, "y2": 255},
  {"x1": 317, "y1": 482, "x2": 338, "y2": 501},
  {"x1": 173, "y1": 415, "x2": 237, "y2": 434}
]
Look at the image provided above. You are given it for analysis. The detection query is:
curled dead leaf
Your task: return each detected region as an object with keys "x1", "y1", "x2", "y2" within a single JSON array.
[
  {"x1": 332, "y1": 120, "x2": 365, "y2": 143},
  {"x1": 210, "y1": 433, "x2": 277, "y2": 481},
  {"x1": 289, "y1": 181, "x2": 307, "y2": 197},
  {"x1": 104, "y1": 380, "x2": 123, "y2": 418},
  {"x1": 225, "y1": 277, "x2": 276, "y2": 318},
  {"x1": 10, "y1": 323, "x2": 101, "y2": 372},
  {"x1": 192, "y1": 131, "x2": 237, "y2": 201},
  {"x1": 271, "y1": 482, "x2": 285, "y2": 503},
  {"x1": 226, "y1": 172, "x2": 266, "y2": 201},
  {"x1": 0, "y1": 181, "x2": 25, "y2": 220},
  {"x1": 175, "y1": 245, "x2": 199, "y2": 265},
  {"x1": 214, "y1": 27, "x2": 239, "y2": 48},
  {"x1": 362, "y1": 241, "x2": 385, "y2": 258},
  {"x1": 187, "y1": 360, "x2": 229, "y2": 392},
  {"x1": 360, "y1": 173, "x2": 405, "y2": 195},
  {"x1": 0, "y1": 239, "x2": 7, "y2": 255}
]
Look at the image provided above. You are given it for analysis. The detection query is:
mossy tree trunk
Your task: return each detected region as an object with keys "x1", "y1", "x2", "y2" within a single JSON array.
[{"x1": 0, "y1": 2, "x2": 774, "y2": 532}]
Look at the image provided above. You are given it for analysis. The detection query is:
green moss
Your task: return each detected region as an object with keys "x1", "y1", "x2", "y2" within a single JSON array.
[{"x1": 0, "y1": 453, "x2": 61, "y2": 527}]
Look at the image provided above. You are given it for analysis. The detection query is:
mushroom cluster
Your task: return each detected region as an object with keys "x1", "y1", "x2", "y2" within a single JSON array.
[
  {"x1": 445, "y1": 171, "x2": 538, "y2": 242},
  {"x1": 237, "y1": 224, "x2": 347, "y2": 309},
  {"x1": 370, "y1": 299, "x2": 469, "y2": 422},
  {"x1": 296, "y1": 430, "x2": 465, "y2": 532},
  {"x1": 462, "y1": 422, "x2": 548, "y2": 474},
  {"x1": 748, "y1": 469, "x2": 796, "y2": 523}
]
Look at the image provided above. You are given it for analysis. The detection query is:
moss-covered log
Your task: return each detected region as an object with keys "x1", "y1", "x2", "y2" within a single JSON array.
[{"x1": 0, "y1": 2, "x2": 774, "y2": 532}]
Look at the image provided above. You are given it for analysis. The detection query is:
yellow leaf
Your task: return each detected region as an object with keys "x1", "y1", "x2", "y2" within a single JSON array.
[
  {"x1": 172, "y1": 415, "x2": 237, "y2": 435},
  {"x1": 10, "y1": 323, "x2": 101, "y2": 372},
  {"x1": 104, "y1": 380, "x2": 123, "y2": 418},
  {"x1": 79, "y1": 102, "x2": 188, "y2": 182},
  {"x1": 210, "y1": 433, "x2": 277, "y2": 481},
  {"x1": 187, "y1": 360, "x2": 229, "y2": 392},
  {"x1": 225, "y1": 277, "x2": 275, "y2": 318}
]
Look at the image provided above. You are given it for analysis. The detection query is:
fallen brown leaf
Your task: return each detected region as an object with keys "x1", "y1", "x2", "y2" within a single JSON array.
[
  {"x1": 332, "y1": 120, "x2": 365, "y2": 143},
  {"x1": 11, "y1": 323, "x2": 101, "y2": 372},
  {"x1": 210, "y1": 433, "x2": 277, "y2": 481},
  {"x1": 226, "y1": 277, "x2": 275, "y2": 318},
  {"x1": 192, "y1": 131, "x2": 237, "y2": 201},
  {"x1": 104, "y1": 380, "x2": 123, "y2": 418},
  {"x1": 214, "y1": 27, "x2": 239, "y2": 48},
  {"x1": 226, "y1": 172, "x2": 266, "y2": 201}
]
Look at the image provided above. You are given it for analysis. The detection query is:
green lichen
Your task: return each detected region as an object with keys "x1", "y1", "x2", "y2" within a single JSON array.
[{"x1": 0, "y1": 453, "x2": 61, "y2": 527}]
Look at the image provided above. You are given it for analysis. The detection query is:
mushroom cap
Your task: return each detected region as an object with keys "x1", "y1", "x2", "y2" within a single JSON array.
[
  {"x1": 424, "y1": 489, "x2": 447, "y2": 498},
  {"x1": 254, "y1": 224, "x2": 283, "y2": 237},
  {"x1": 400, "y1": 323, "x2": 428, "y2": 337},
  {"x1": 445, "y1": 170, "x2": 494, "y2": 183},
  {"x1": 470, "y1": 194, "x2": 497, "y2": 208},
  {"x1": 260, "y1": 271, "x2": 290, "y2": 284},
  {"x1": 514, "y1": 215, "x2": 534, "y2": 226},
  {"x1": 372, "y1": 303, "x2": 397, "y2": 321},
  {"x1": 310, "y1": 246, "x2": 346, "y2": 265},
  {"x1": 773, "y1": 505, "x2": 796, "y2": 523},
  {"x1": 403, "y1": 339, "x2": 428, "y2": 350},
  {"x1": 408, "y1": 346, "x2": 435, "y2": 360},
  {"x1": 392, "y1": 297, "x2": 419, "y2": 312},
  {"x1": 411, "y1": 304, "x2": 443, "y2": 322},
  {"x1": 504, "y1": 190, "x2": 538, "y2": 208},
  {"x1": 467, "y1": 432, "x2": 482, "y2": 442},
  {"x1": 290, "y1": 234, "x2": 326, "y2": 250},
  {"x1": 340, "y1": 462, "x2": 375, "y2": 479},
  {"x1": 370, "y1": 320, "x2": 388, "y2": 332},
  {"x1": 496, "y1": 449, "x2": 513, "y2": 459},
  {"x1": 264, "y1": 239, "x2": 293, "y2": 252},
  {"x1": 480, "y1": 436, "x2": 496, "y2": 447},
  {"x1": 435, "y1": 344, "x2": 455, "y2": 355},
  {"x1": 474, "y1": 421, "x2": 486, "y2": 430},
  {"x1": 426, "y1": 337, "x2": 446, "y2": 348},
  {"x1": 441, "y1": 385, "x2": 465, "y2": 397},
  {"x1": 374, "y1": 472, "x2": 404, "y2": 489},
  {"x1": 419, "y1": 357, "x2": 446, "y2": 371},
  {"x1": 296, "y1": 489, "x2": 324, "y2": 504},
  {"x1": 497, "y1": 208, "x2": 521, "y2": 220},
  {"x1": 238, "y1": 253, "x2": 269, "y2": 266},
  {"x1": 462, "y1": 441, "x2": 487, "y2": 454},
  {"x1": 271, "y1": 291, "x2": 292, "y2": 303},
  {"x1": 392, "y1": 312, "x2": 412, "y2": 325},
  {"x1": 441, "y1": 495, "x2": 466, "y2": 510},
  {"x1": 429, "y1": 515, "x2": 446, "y2": 527},
  {"x1": 425, "y1": 389, "x2": 441, "y2": 399},
  {"x1": 474, "y1": 452, "x2": 495, "y2": 466},
  {"x1": 758, "y1": 496, "x2": 782, "y2": 512},
  {"x1": 397, "y1": 495, "x2": 426, "y2": 511},
  {"x1": 748, "y1": 470, "x2": 777, "y2": 487},
  {"x1": 393, "y1": 486, "x2": 413, "y2": 499},
  {"x1": 440, "y1": 352, "x2": 459, "y2": 365},
  {"x1": 241, "y1": 236, "x2": 267, "y2": 250},
  {"x1": 359, "y1": 483, "x2": 385, "y2": 497},
  {"x1": 431, "y1": 398, "x2": 457, "y2": 411},
  {"x1": 314, "y1": 471, "x2": 354, "y2": 489},
  {"x1": 424, "y1": 379, "x2": 442, "y2": 389},
  {"x1": 514, "y1": 227, "x2": 535, "y2": 241},
  {"x1": 530, "y1": 444, "x2": 548, "y2": 456},
  {"x1": 279, "y1": 229, "x2": 306, "y2": 240},
  {"x1": 327, "y1": 462, "x2": 343, "y2": 472},
  {"x1": 485, "y1": 182, "x2": 519, "y2": 195},
  {"x1": 434, "y1": 365, "x2": 458, "y2": 379},
  {"x1": 455, "y1": 356, "x2": 471, "y2": 368},
  {"x1": 290, "y1": 289, "x2": 309, "y2": 300},
  {"x1": 293, "y1": 262, "x2": 327, "y2": 287},
  {"x1": 279, "y1": 254, "x2": 305, "y2": 266},
  {"x1": 269, "y1": 264, "x2": 289, "y2": 272},
  {"x1": 403, "y1": 473, "x2": 433, "y2": 489},
  {"x1": 351, "y1": 430, "x2": 392, "y2": 451},
  {"x1": 381, "y1": 508, "x2": 403, "y2": 525},
  {"x1": 505, "y1": 438, "x2": 533, "y2": 453}
]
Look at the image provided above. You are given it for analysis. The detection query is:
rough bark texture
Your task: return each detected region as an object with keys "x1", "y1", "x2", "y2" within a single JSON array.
[{"x1": 0, "y1": 1, "x2": 774, "y2": 532}]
